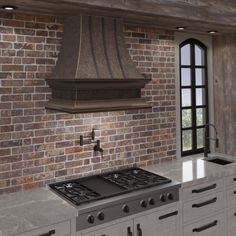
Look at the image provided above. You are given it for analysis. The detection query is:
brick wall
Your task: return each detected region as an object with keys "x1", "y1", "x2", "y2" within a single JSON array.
[{"x1": 0, "y1": 12, "x2": 176, "y2": 194}]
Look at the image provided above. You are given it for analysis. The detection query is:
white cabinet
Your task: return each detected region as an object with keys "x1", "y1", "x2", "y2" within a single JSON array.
[
  {"x1": 182, "y1": 178, "x2": 226, "y2": 236},
  {"x1": 133, "y1": 205, "x2": 179, "y2": 236},
  {"x1": 226, "y1": 174, "x2": 236, "y2": 236},
  {"x1": 81, "y1": 220, "x2": 133, "y2": 236},
  {"x1": 182, "y1": 179, "x2": 223, "y2": 201},
  {"x1": 183, "y1": 191, "x2": 225, "y2": 223},
  {"x1": 15, "y1": 220, "x2": 71, "y2": 236},
  {"x1": 78, "y1": 204, "x2": 181, "y2": 236},
  {"x1": 227, "y1": 207, "x2": 236, "y2": 236},
  {"x1": 183, "y1": 212, "x2": 225, "y2": 236}
]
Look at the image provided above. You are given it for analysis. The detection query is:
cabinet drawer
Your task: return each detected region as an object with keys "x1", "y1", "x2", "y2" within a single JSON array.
[
  {"x1": 182, "y1": 179, "x2": 223, "y2": 201},
  {"x1": 184, "y1": 212, "x2": 225, "y2": 236},
  {"x1": 226, "y1": 187, "x2": 236, "y2": 208},
  {"x1": 183, "y1": 191, "x2": 225, "y2": 223},
  {"x1": 16, "y1": 220, "x2": 71, "y2": 236},
  {"x1": 227, "y1": 207, "x2": 236, "y2": 233},
  {"x1": 226, "y1": 174, "x2": 236, "y2": 187}
]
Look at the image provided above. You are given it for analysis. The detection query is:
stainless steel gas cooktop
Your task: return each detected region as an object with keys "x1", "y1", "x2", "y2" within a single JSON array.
[
  {"x1": 49, "y1": 167, "x2": 180, "y2": 231},
  {"x1": 49, "y1": 167, "x2": 171, "y2": 206}
]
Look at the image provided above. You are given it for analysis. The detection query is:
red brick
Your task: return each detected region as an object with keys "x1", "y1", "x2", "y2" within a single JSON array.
[
  {"x1": 2, "y1": 65, "x2": 24, "y2": 71},
  {"x1": 0, "y1": 16, "x2": 176, "y2": 194}
]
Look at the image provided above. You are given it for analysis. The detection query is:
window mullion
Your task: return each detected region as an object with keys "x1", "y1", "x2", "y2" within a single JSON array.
[{"x1": 191, "y1": 43, "x2": 197, "y2": 152}]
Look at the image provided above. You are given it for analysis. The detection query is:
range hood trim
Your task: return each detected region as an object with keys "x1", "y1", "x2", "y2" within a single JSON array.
[
  {"x1": 46, "y1": 78, "x2": 151, "y2": 113},
  {"x1": 46, "y1": 15, "x2": 151, "y2": 113}
]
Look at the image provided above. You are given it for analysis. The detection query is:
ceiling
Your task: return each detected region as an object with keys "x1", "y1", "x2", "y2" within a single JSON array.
[{"x1": 0, "y1": 0, "x2": 236, "y2": 34}]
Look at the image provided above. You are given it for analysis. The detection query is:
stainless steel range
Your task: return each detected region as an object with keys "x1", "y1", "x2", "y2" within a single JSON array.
[{"x1": 49, "y1": 167, "x2": 180, "y2": 231}]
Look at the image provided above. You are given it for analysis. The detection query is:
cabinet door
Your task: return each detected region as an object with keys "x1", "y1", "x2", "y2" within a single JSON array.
[
  {"x1": 82, "y1": 220, "x2": 133, "y2": 236},
  {"x1": 133, "y1": 205, "x2": 179, "y2": 236}
]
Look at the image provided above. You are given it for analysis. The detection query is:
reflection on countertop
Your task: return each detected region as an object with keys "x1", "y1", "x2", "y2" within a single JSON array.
[
  {"x1": 0, "y1": 187, "x2": 77, "y2": 236},
  {"x1": 145, "y1": 153, "x2": 236, "y2": 187}
]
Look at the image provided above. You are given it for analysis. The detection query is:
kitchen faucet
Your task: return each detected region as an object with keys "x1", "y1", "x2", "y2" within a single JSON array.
[
  {"x1": 93, "y1": 140, "x2": 103, "y2": 155},
  {"x1": 79, "y1": 128, "x2": 103, "y2": 157},
  {"x1": 204, "y1": 123, "x2": 219, "y2": 157}
]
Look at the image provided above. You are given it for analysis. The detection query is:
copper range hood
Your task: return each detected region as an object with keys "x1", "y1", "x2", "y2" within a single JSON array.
[{"x1": 46, "y1": 15, "x2": 151, "y2": 113}]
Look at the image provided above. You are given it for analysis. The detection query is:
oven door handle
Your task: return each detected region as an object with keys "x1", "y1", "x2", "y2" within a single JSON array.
[{"x1": 137, "y1": 224, "x2": 142, "y2": 236}]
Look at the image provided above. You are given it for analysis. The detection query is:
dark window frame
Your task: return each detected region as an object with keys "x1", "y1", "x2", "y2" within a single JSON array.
[{"x1": 179, "y1": 38, "x2": 209, "y2": 156}]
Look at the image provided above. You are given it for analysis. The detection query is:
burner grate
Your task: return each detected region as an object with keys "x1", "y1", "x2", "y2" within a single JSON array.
[
  {"x1": 101, "y1": 168, "x2": 171, "y2": 190},
  {"x1": 49, "y1": 168, "x2": 172, "y2": 206},
  {"x1": 50, "y1": 181, "x2": 101, "y2": 205}
]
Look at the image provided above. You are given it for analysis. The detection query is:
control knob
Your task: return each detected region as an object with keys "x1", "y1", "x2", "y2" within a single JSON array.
[
  {"x1": 160, "y1": 194, "x2": 166, "y2": 202},
  {"x1": 167, "y1": 193, "x2": 174, "y2": 200},
  {"x1": 97, "y1": 212, "x2": 105, "y2": 221},
  {"x1": 122, "y1": 204, "x2": 130, "y2": 213},
  {"x1": 148, "y1": 198, "x2": 155, "y2": 206},
  {"x1": 87, "y1": 215, "x2": 95, "y2": 224},
  {"x1": 140, "y1": 200, "x2": 147, "y2": 208}
]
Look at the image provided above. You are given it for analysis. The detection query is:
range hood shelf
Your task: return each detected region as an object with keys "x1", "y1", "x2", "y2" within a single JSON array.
[
  {"x1": 46, "y1": 15, "x2": 151, "y2": 113},
  {"x1": 46, "y1": 78, "x2": 151, "y2": 113}
]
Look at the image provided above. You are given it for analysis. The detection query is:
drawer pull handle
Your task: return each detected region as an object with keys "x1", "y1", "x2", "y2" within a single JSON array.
[
  {"x1": 192, "y1": 184, "x2": 217, "y2": 193},
  {"x1": 234, "y1": 213, "x2": 236, "y2": 216},
  {"x1": 192, "y1": 197, "x2": 217, "y2": 208},
  {"x1": 159, "y1": 211, "x2": 178, "y2": 220},
  {"x1": 137, "y1": 224, "x2": 142, "y2": 236},
  {"x1": 234, "y1": 191, "x2": 236, "y2": 194},
  {"x1": 233, "y1": 178, "x2": 236, "y2": 181},
  {"x1": 127, "y1": 226, "x2": 133, "y2": 236},
  {"x1": 39, "y1": 230, "x2": 55, "y2": 236},
  {"x1": 192, "y1": 220, "x2": 217, "y2": 232}
]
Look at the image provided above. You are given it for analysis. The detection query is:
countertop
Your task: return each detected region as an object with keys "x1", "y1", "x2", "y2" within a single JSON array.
[
  {"x1": 0, "y1": 187, "x2": 78, "y2": 236},
  {"x1": 1, "y1": 152, "x2": 236, "y2": 236},
  {"x1": 145, "y1": 153, "x2": 236, "y2": 187}
]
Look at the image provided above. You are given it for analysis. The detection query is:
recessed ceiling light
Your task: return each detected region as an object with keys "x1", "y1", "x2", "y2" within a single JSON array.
[
  {"x1": 2, "y1": 5, "x2": 17, "y2": 11},
  {"x1": 208, "y1": 30, "x2": 218, "y2": 34},
  {"x1": 176, "y1": 27, "x2": 186, "y2": 31}
]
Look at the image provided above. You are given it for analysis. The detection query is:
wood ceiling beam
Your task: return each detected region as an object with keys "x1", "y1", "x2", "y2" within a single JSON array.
[{"x1": 0, "y1": 0, "x2": 235, "y2": 33}]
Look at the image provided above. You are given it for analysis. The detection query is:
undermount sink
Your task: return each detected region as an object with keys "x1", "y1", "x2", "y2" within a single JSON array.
[{"x1": 203, "y1": 156, "x2": 235, "y2": 165}]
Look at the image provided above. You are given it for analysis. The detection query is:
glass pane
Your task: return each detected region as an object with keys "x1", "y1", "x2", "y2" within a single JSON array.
[
  {"x1": 181, "y1": 44, "x2": 191, "y2": 65},
  {"x1": 197, "y1": 128, "x2": 204, "y2": 149},
  {"x1": 181, "y1": 68, "x2": 191, "y2": 86},
  {"x1": 182, "y1": 109, "x2": 192, "y2": 128},
  {"x1": 195, "y1": 45, "x2": 205, "y2": 66},
  {"x1": 182, "y1": 89, "x2": 191, "y2": 107},
  {"x1": 196, "y1": 108, "x2": 206, "y2": 126},
  {"x1": 195, "y1": 68, "x2": 205, "y2": 86},
  {"x1": 196, "y1": 88, "x2": 205, "y2": 106},
  {"x1": 182, "y1": 130, "x2": 192, "y2": 151}
]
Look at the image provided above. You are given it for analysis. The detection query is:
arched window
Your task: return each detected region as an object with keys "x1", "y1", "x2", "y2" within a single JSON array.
[{"x1": 179, "y1": 39, "x2": 209, "y2": 156}]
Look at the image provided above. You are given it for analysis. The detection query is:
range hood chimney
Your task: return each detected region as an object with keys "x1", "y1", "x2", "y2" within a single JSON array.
[{"x1": 46, "y1": 15, "x2": 151, "y2": 113}]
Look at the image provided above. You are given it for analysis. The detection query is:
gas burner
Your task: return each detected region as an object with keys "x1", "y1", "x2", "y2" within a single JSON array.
[
  {"x1": 66, "y1": 183, "x2": 73, "y2": 188},
  {"x1": 132, "y1": 169, "x2": 139, "y2": 175},
  {"x1": 52, "y1": 181, "x2": 101, "y2": 205},
  {"x1": 101, "y1": 168, "x2": 171, "y2": 190},
  {"x1": 50, "y1": 168, "x2": 172, "y2": 206},
  {"x1": 49, "y1": 167, "x2": 179, "y2": 232}
]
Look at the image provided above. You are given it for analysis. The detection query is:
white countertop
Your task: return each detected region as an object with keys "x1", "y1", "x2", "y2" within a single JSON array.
[
  {"x1": 145, "y1": 153, "x2": 236, "y2": 187},
  {"x1": 0, "y1": 187, "x2": 78, "y2": 236}
]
